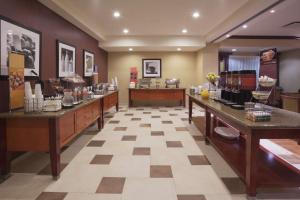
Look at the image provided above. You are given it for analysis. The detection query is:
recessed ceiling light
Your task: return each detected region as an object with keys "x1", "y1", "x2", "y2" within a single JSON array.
[
  {"x1": 129, "y1": 48, "x2": 133, "y2": 51},
  {"x1": 242, "y1": 24, "x2": 248, "y2": 29},
  {"x1": 226, "y1": 34, "x2": 231, "y2": 38},
  {"x1": 182, "y1": 29, "x2": 188, "y2": 34},
  {"x1": 113, "y1": 11, "x2": 120, "y2": 18},
  {"x1": 270, "y1": 9, "x2": 275, "y2": 13},
  {"x1": 192, "y1": 12, "x2": 200, "y2": 18},
  {"x1": 123, "y1": 28, "x2": 129, "y2": 34},
  {"x1": 177, "y1": 48, "x2": 182, "y2": 51},
  {"x1": 232, "y1": 49, "x2": 237, "y2": 52}
]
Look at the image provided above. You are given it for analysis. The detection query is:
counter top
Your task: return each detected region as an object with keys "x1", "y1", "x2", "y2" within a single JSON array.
[
  {"x1": 0, "y1": 90, "x2": 118, "y2": 119},
  {"x1": 187, "y1": 93, "x2": 300, "y2": 129},
  {"x1": 129, "y1": 88, "x2": 186, "y2": 90}
]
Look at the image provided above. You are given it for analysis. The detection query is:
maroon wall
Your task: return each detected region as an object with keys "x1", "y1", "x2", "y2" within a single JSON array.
[{"x1": 0, "y1": 0, "x2": 108, "y2": 112}]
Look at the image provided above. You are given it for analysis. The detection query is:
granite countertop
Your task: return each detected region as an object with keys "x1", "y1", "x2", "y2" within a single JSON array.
[
  {"x1": 0, "y1": 90, "x2": 118, "y2": 119},
  {"x1": 187, "y1": 93, "x2": 300, "y2": 129},
  {"x1": 129, "y1": 88, "x2": 186, "y2": 90}
]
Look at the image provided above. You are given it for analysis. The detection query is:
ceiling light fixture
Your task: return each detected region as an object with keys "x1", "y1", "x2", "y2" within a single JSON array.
[
  {"x1": 192, "y1": 12, "x2": 200, "y2": 18},
  {"x1": 113, "y1": 11, "x2": 120, "y2": 18},
  {"x1": 242, "y1": 24, "x2": 248, "y2": 29},
  {"x1": 182, "y1": 29, "x2": 188, "y2": 34},
  {"x1": 123, "y1": 28, "x2": 129, "y2": 34},
  {"x1": 270, "y1": 9, "x2": 275, "y2": 13},
  {"x1": 129, "y1": 48, "x2": 133, "y2": 51},
  {"x1": 232, "y1": 49, "x2": 237, "y2": 52},
  {"x1": 226, "y1": 34, "x2": 231, "y2": 38},
  {"x1": 177, "y1": 48, "x2": 182, "y2": 51}
]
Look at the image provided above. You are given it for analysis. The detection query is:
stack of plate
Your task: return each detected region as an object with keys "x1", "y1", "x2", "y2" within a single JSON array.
[{"x1": 214, "y1": 127, "x2": 240, "y2": 140}]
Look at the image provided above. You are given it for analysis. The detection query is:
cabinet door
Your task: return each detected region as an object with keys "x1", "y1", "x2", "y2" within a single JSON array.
[{"x1": 59, "y1": 111, "x2": 75, "y2": 146}]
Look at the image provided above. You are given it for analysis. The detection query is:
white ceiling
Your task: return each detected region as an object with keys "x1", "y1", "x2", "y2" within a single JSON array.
[
  {"x1": 232, "y1": 0, "x2": 300, "y2": 37},
  {"x1": 39, "y1": 0, "x2": 286, "y2": 52}
]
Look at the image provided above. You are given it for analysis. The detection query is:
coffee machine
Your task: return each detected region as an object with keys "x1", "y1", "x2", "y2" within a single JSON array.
[{"x1": 220, "y1": 70, "x2": 256, "y2": 108}]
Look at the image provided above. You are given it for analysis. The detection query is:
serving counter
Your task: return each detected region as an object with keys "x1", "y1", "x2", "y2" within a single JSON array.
[
  {"x1": 187, "y1": 93, "x2": 300, "y2": 197},
  {"x1": 0, "y1": 90, "x2": 118, "y2": 179},
  {"x1": 128, "y1": 88, "x2": 186, "y2": 107}
]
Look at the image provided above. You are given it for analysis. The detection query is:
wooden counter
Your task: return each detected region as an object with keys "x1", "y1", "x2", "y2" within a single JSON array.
[
  {"x1": 0, "y1": 90, "x2": 118, "y2": 179},
  {"x1": 187, "y1": 93, "x2": 300, "y2": 197},
  {"x1": 128, "y1": 88, "x2": 186, "y2": 107}
]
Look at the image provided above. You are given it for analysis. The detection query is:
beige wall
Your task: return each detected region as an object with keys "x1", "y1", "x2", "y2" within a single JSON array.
[
  {"x1": 108, "y1": 52, "x2": 198, "y2": 104},
  {"x1": 195, "y1": 44, "x2": 219, "y2": 83}
]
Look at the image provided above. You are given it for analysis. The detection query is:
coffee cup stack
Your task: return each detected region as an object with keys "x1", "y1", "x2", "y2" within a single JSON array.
[
  {"x1": 24, "y1": 82, "x2": 34, "y2": 112},
  {"x1": 33, "y1": 84, "x2": 44, "y2": 112}
]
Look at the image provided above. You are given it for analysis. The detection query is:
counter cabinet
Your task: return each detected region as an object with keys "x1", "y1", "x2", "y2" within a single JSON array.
[
  {"x1": 188, "y1": 93, "x2": 300, "y2": 197},
  {"x1": 0, "y1": 91, "x2": 118, "y2": 179}
]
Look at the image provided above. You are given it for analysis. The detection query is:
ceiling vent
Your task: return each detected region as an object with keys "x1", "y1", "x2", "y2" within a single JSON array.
[{"x1": 283, "y1": 22, "x2": 300, "y2": 29}]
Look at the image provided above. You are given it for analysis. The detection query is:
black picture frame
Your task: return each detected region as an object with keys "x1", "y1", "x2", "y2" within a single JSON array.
[
  {"x1": 142, "y1": 58, "x2": 161, "y2": 78},
  {"x1": 0, "y1": 15, "x2": 42, "y2": 78},
  {"x1": 56, "y1": 40, "x2": 76, "y2": 78},
  {"x1": 83, "y1": 49, "x2": 94, "y2": 77}
]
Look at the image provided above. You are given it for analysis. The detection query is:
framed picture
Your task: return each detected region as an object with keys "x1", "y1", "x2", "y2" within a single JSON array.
[
  {"x1": 0, "y1": 18, "x2": 41, "y2": 77},
  {"x1": 57, "y1": 40, "x2": 76, "y2": 77},
  {"x1": 83, "y1": 50, "x2": 94, "y2": 77},
  {"x1": 142, "y1": 58, "x2": 161, "y2": 78}
]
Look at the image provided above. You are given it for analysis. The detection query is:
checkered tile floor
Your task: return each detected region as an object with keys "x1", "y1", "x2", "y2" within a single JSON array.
[{"x1": 1, "y1": 106, "x2": 300, "y2": 200}]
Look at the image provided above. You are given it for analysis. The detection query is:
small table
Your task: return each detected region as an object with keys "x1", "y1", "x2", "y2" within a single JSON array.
[{"x1": 128, "y1": 88, "x2": 186, "y2": 107}]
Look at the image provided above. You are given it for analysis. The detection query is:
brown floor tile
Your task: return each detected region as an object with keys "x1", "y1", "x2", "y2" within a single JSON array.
[
  {"x1": 96, "y1": 177, "x2": 126, "y2": 194},
  {"x1": 84, "y1": 130, "x2": 99, "y2": 135},
  {"x1": 169, "y1": 113, "x2": 178, "y2": 116},
  {"x1": 166, "y1": 141, "x2": 183, "y2": 148},
  {"x1": 188, "y1": 155, "x2": 211, "y2": 165},
  {"x1": 140, "y1": 123, "x2": 151, "y2": 127},
  {"x1": 121, "y1": 135, "x2": 137, "y2": 141},
  {"x1": 105, "y1": 115, "x2": 114, "y2": 119},
  {"x1": 177, "y1": 194, "x2": 206, "y2": 200},
  {"x1": 38, "y1": 163, "x2": 68, "y2": 175},
  {"x1": 90, "y1": 155, "x2": 113, "y2": 165},
  {"x1": 175, "y1": 108, "x2": 183, "y2": 111},
  {"x1": 109, "y1": 120, "x2": 120, "y2": 124},
  {"x1": 87, "y1": 140, "x2": 105, "y2": 147},
  {"x1": 36, "y1": 192, "x2": 67, "y2": 200},
  {"x1": 150, "y1": 165, "x2": 173, "y2": 178},
  {"x1": 114, "y1": 127, "x2": 127, "y2": 131},
  {"x1": 131, "y1": 118, "x2": 141, "y2": 121},
  {"x1": 181, "y1": 118, "x2": 188, "y2": 121},
  {"x1": 175, "y1": 127, "x2": 189, "y2": 131},
  {"x1": 162, "y1": 120, "x2": 173, "y2": 124},
  {"x1": 151, "y1": 115, "x2": 161, "y2": 118},
  {"x1": 159, "y1": 110, "x2": 168, "y2": 112},
  {"x1": 193, "y1": 135, "x2": 204, "y2": 141},
  {"x1": 133, "y1": 147, "x2": 151, "y2": 155},
  {"x1": 221, "y1": 177, "x2": 246, "y2": 194},
  {"x1": 151, "y1": 131, "x2": 164, "y2": 136},
  {"x1": 143, "y1": 112, "x2": 151, "y2": 114},
  {"x1": 125, "y1": 113, "x2": 134, "y2": 116},
  {"x1": 136, "y1": 108, "x2": 144, "y2": 110}
]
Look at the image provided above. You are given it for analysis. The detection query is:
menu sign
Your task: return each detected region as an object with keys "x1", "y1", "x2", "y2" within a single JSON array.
[
  {"x1": 260, "y1": 48, "x2": 277, "y2": 65},
  {"x1": 8, "y1": 52, "x2": 25, "y2": 110}
]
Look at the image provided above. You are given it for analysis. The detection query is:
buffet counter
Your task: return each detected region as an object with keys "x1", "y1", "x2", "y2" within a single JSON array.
[
  {"x1": 128, "y1": 88, "x2": 186, "y2": 107},
  {"x1": 0, "y1": 90, "x2": 118, "y2": 179},
  {"x1": 281, "y1": 93, "x2": 300, "y2": 113},
  {"x1": 187, "y1": 93, "x2": 300, "y2": 197}
]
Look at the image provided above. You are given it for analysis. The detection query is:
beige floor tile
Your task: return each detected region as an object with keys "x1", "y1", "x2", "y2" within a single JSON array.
[
  {"x1": 172, "y1": 166, "x2": 229, "y2": 195},
  {"x1": 0, "y1": 174, "x2": 52, "y2": 199},
  {"x1": 122, "y1": 178, "x2": 177, "y2": 200},
  {"x1": 64, "y1": 193, "x2": 122, "y2": 200}
]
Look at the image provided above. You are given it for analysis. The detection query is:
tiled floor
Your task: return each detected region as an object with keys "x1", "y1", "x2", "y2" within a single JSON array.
[{"x1": 1, "y1": 106, "x2": 300, "y2": 200}]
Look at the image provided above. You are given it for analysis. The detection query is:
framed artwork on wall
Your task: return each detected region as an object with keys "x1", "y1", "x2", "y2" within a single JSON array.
[
  {"x1": 57, "y1": 40, "x2": 76, "y2": 77},
  {"x1": 0, "y1": 18, "x2": 41, "y2": 77},
  {"x1": 83, "y1": 50, "x2": 94, "y2": 77},
  {"x1": 142, "y1": 58, "x2": 161, "y2": 78}
]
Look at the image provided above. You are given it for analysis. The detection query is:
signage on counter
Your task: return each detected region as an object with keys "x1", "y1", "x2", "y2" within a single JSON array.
[{"x1": 8, "y1": 52, "x2": 25, "y2": 110}]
